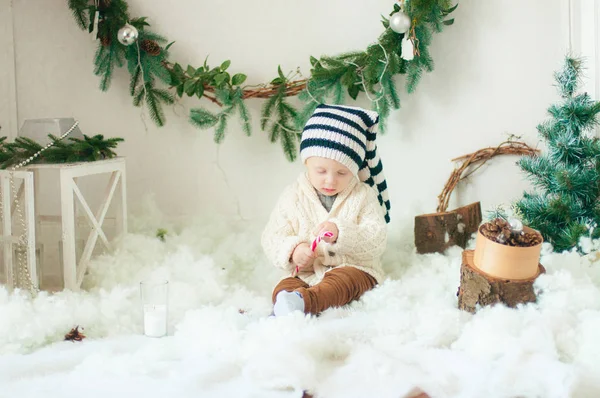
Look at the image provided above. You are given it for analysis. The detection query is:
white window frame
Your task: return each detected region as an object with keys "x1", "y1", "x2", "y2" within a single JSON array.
[
  {"x1": 0, "y1": 2, "x2": 18, "y2": 139},
  {"x1": 569, "y1": 0, "x2": 600, "y2": 135}
]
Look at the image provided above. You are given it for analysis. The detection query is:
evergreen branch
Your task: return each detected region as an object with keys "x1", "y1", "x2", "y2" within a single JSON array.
[
  {"x1": 518, "y1": 156, "x2": 553, "y2": 189},
  {"x1": 537, "y1": 120, "x2": 559, "y2": 141},
  {"x1": 406, "y1": 61, "x2": 423, "y2": 94},
  {"x1": 552, "y1": 220, "x2": 589, "y2": 252},
  {"x1": 262, "y1": 84, "x2": 286, "y2": 132},
  {"x1": 554, "y1": 57, "x2": 581, "y2": 98},
  {"x1": 144, "y1": 84, "x2": 166, "y2": 126},
  {"x1": 152, "y1": 88, "x2": 175, "y2": 104},
  {"x1": 215, "y1": 88, "x2": 234, "y2": 107},
  {"x1": 269, "y1": 122, "x2": 280, "y2": 143},
  {"x1": 189, "y1": 108, "x2": 219, "y2": 129},
  {"x1": 332, "y1": 81, "x2": 345, "y2": 104},
  {"x1": 550, "y1": 165, "x2": 598, "y2": 204},
  {"x1": 0, "y1": 134, "x2": 123, "y2": 169},
  {"x1": 11, "y1": 137, "x2": 44, "y2": 153},
  {"x1": 214, "y1": 111, "x2": 231, "y2": 143},
  {"x1": 280, "y1": 128, "x2": 298, "y2": 162},
  {"x1": 133, "y1": 84, "x2": 145, "y2": 106},
  {"x1": 281, "y1": 101, "x2": 298, "y2": 120},
  {"x1": 381, "y1": 71, "x2": 400, "y2": 109},
  {"x1": 68, "y1": 0, "x2": 90, "y2": 30},
  {"x1": 126, "y1": 44, "x2": 140, "y2": 74},
  {"x1": 486, "y1": 206, "x2": 509, "y2": 222},
  {"x1": 233, "y1": 92, "x2": 252, "y2": 136},
  {"x1": 146, "y1": 55, "x2": 172, "y2": 85},
  {"x1": 261, "y1": 90, "x2": 279, "y2": 130},
  {"x1": 548, "y1": 93, "x2": 600, "y2": 133},
  {"x1": 138, "y1": 31, "x2": 167, "y2": 44},
  {"x1": 130, "y1": 65, "x2": 141, "y2": 96},
  {"x1": 94, "y1": 43, "x2": 125, "y2": 91},
  {"x1": 296, "y1": 99, "x2": 321, "y2": 130},
  {"x1": 375, "y1": 96, "x2": 391, "y2": 133}
]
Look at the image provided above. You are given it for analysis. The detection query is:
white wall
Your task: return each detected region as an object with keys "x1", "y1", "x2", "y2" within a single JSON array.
[
  {"x1": 6, "y1": 0, "x2": 572, "y2": 237},
  {"x1": 0, "y1": 0, "x2": 18, "y2": 138}
]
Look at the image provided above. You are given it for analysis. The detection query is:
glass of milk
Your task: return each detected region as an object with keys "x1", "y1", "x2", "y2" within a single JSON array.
[{"x1": 140, "y1": 280, "x2": 169, "y2": 337}]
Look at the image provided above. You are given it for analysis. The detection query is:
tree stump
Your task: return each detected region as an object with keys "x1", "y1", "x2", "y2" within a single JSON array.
[
  {"x1": 457, "y1": 250, "x2": 545, "y2": 313},
  {"x1": 414, "y1": 202, "x2": 482, "y2": 254}
]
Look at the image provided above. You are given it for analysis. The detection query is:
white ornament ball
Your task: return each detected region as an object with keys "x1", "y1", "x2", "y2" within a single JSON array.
[
  {"x1": 389, "y1": 11, "x2": 411, "y2": 34},
  {"x1": 508, "y1": 218, "x2": 523, "y2": 233},
  {"x1": 117, "y1": 24, "x2": 139, "y2": 46}
]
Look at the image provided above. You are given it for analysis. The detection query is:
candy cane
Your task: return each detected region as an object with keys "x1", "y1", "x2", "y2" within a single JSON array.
[
  {"x1": 293, "y1": 231, "x2": 334, "y2": 276},
  {"x1": 311, "y1": 231, "x2": 334, "y2": 251}
]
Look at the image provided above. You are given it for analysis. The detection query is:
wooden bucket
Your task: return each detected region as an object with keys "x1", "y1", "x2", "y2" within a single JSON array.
[{"x1": 473, "y1": 225, "x2": 543, "y2": 280}]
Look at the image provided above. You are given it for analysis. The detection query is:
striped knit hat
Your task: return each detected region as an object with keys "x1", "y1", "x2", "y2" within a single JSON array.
[{"x1": 300, "y1": 104, "x2": 391, "y2": 223}]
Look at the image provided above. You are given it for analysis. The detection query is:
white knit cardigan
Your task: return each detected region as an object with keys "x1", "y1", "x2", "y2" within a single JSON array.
[{"x1": 261, "y1": 172, "x2": 387, "y2": 286}]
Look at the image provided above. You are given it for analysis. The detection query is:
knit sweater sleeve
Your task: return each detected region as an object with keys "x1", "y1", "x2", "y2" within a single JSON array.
[
  {"x1": 328, "y1": 186, "x2": 387, "y2": 263},
  {"x1": 261, "y1": 185, "x2": 303, "y2": 272}
]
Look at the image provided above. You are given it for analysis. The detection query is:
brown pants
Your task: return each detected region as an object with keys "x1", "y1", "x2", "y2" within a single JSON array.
[{"x1": 272, "y1": 267, "x2": 377, "y2": 315}]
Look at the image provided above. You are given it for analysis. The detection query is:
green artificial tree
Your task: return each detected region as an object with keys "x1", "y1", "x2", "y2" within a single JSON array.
[{"x1": 515, "y1": 57, "x2": 600, "y2": 252}]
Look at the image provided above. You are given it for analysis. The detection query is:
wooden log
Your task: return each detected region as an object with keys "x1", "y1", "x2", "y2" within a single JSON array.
[
  {"x1": 457, "y1": 250, "x2": 545, "y2": 313},
  {"x1": 414, "y1": 202, "x2": 482, "y2": 254}
]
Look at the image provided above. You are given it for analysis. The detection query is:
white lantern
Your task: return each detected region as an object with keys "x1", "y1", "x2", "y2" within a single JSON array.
[{"x1": 0, "y1": 119, "x2": 128, "y2": 292}]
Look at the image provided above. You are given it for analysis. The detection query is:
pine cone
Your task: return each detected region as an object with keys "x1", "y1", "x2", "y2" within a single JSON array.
[
  {"x1": 482, "y1": 218, "x2": 542, "y2": 247},
  {"x1": 64, "y1": 325, "x2": 86, "y2": 342},
  {"x1": 98, "y1": 0, "x2": 111, "y2": 10},
  {"x1": 481, "y1": 218, "x2": 512, "y2": 243},
  {"x1": 100, "y1": 35, "x2": 111, "y2": 47},
  {"x1": 140, "y1": 40, "x2": 161, "y2": 56},
  {"x1": 520, "y1": 232, "x2": 542, "y2": 247}
]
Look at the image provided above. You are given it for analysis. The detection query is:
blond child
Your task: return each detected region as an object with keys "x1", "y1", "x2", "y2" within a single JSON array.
[{"x1": 261, "y1": 104, "x2": 390, "y2": 316}]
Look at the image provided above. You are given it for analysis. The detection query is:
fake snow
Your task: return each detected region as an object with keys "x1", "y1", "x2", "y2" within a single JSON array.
[{"x1": 1, "y1": 204, "x2": 600, "y2": 398}]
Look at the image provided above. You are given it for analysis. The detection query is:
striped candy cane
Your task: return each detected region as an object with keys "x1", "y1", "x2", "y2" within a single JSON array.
[
  {"x1": 311, "y1": 231, "x2": 334, "y2": 251},
  {"x1": 293, "y1": 231, "x2": 334, "y2": 276}
]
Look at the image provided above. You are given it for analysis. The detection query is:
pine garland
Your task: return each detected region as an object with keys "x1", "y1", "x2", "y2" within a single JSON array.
[
  {"x1": 514, "y1": 57, "x2": 600, "y2": 252},
  {"x1": 67, "y1": 0, "x2": 457, "y2": 161},
  {"x1": 0, "y1": 134, "x2": 124, "y2": 169}
]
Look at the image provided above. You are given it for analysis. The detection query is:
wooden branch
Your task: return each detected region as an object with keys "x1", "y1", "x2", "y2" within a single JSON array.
[
  {"x1": 437, "y1": 140, "x2": 539, "y2": 213},
  {"x1": 201, "y1": 91, "x2": 221, "y2": 106},
  {"x1": 163, "y1": 61, "x2": 307, "y2": 107},
  {"x1": 241, "y1": 80, "x2": 307, "y2": 100}
]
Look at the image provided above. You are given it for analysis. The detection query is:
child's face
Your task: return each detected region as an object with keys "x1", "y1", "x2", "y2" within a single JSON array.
[{"x1": 306, "y1": 157, "x2": 354, "y2": 196}]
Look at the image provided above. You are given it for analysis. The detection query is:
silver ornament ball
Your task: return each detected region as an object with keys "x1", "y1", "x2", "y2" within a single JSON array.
[
  {"x1": 389, "y1": 11, "x2": 411, "y2": 34},
  {"x1": 508, "y1": 218, "x2": 523, "y2": 233},
  {"x1": 117, "y1": 24, "x2": 139, "y2": 46}
]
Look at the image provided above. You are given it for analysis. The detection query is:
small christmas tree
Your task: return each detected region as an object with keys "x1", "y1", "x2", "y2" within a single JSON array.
[{"x1": 515, "y1": 57, "x2": 600, "y2": 252}]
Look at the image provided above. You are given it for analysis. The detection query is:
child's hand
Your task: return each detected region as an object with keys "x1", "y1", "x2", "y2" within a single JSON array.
[
  {"x1": 292, "y1": 243, "x2": 316, "y2": 270},
  {"x1": 313, "y1": 221, "x2": 339, "y2": 243}
]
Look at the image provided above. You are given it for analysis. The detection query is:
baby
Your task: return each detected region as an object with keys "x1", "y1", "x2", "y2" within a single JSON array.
[{"x1": 261, "y1": 104, "x2": 390, "y2": 316}]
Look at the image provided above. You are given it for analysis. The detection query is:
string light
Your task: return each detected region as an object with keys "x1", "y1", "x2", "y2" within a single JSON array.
[{"x1": 4, "y1": 121, "x2": 79, "y2": 294}]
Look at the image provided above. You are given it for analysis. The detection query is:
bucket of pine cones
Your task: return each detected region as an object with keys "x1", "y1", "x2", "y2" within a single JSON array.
[{"x1": 473, "y1": 218, "x2": 543, "y2": 280}]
